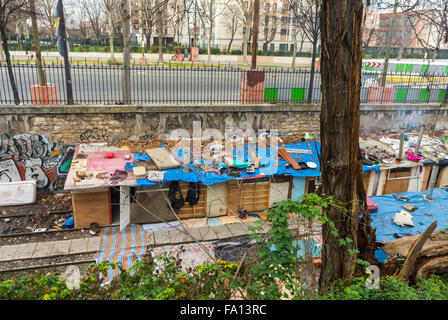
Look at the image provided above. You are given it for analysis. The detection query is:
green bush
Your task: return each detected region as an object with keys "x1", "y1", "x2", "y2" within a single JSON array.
[
  {"x1": 77, "y1": 45, "x2": 86, "y2": 52},
  {"x1": 150, "y1": 45, "x2": 158, "y2": 53},
  {"x1": 320, "y1": 275, "x2": 448, "y2": 300}
]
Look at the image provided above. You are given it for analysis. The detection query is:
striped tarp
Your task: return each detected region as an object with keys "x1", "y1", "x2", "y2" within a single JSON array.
[{"x1": 97, "y1": 224, "x2": 147, "y2": 282}]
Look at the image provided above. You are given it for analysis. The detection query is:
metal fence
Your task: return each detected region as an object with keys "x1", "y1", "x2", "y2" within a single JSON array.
[{"x1": 1, "y1": 62, "x2": 447, "y2": 105}]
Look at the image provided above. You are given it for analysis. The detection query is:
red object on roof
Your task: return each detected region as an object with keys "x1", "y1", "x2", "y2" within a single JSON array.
[
  {"x1": 106, "y1": 152, "x2": 115, "y2": 159},
  {"x1": 367, "y1": 196, "x2": 378, "y2": 213}
]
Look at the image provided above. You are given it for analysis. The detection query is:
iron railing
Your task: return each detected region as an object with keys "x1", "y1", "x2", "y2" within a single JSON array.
[{"x1": 0, "y1": 61, "x2": 447, "y2": 105}]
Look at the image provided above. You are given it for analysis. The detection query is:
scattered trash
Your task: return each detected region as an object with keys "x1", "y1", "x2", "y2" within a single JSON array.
[
  {"x1": 2, "y1": 227, "x2": 17, "y2": 234},
  {"x1": 34, "y1": 228, "x2": 47, "y2": 232},
  {"x1": 238, "y1": 208, "x2": 248, "y2": 220},
  {"x1": 4, "y1": 218, "x2": 10, "y2": 223},
  {"x1": 89, "y1": 222, "x2": 100, "y2": 235},
  {"x1": 110, "y1": 170, "x2": 128, "y2": 184},
  {"x1": 403, "y1": 204, "x2": 417, "y2": 212},
  {"x1": 62, "y1": 217, "x2": 74, "y2": 229},
  {"x1": 147, "y1": 170, "x2": 165, "y2": 182},
  {"x1": 306, "y1": 161, "x2": 318, "y2": 169},
  {"x1": 393, "y1": 210, "x2": 414, "y2": 227},
  {"x1": 393, "y1": 194, "x2": 410, "y2": 201}
]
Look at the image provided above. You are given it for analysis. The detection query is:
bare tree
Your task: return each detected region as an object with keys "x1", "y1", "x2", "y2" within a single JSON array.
[
  {"x1": 289, "y1": 0, "x2": 321, "y2": 103},
  {"x1": 140, "y1": 0, "x2": 157, "y2": 51},
  {"x1": 408, "y1": 0, "x2": 447, "y2": 61},
  {"x1": 0, "y1": 0, "x2": 29, "y2": 105},
  {"x1": 38, "y1": 0, "x2": 57, "y2": 45},
  {"x1": 103, "y1": 0, "x2": 118, "y2": 61},
  {"x1": 171, "y1": 0, "x2": 186, "y2": 45},
  {"x1": 260, "y1": 0, "x2": 282, "y2": 54},
  {"x1": 79, "y1": 0, "x2": 105, "y2": 44},
  {"x1": 222, "y1": 0, "x2": 240, "y2": 53},
  {"x1": 196, "y1": 0, "x2": 228, "y2": 65},
  {"x1": 235, "y1": 0, "x2": 254, "y2": 64},
  {"x1": 121, "y1": 0, "x2": 131, "y2": 103},
  {"x1": 362, "y1": 1, "x2": 380, "y2": 49},
  {"x1": 291, "y1": 21, "x2": 305, "y2": 68}
]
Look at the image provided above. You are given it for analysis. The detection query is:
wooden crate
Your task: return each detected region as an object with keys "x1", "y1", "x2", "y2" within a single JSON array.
[{"x1": 72, "y1": 188, "x2": 111, "y2": 228}]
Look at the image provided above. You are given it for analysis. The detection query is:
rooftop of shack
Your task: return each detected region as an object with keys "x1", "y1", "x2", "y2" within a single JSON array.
[
  {"x1": 360, "y1": 132, "x2": 448, "y2": 174},
  {"x1": 64, "y1": 135, "x2": 322, "y2": 191}
]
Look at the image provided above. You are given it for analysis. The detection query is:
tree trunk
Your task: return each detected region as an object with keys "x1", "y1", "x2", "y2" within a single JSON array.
[
  {"x1": 432, "y1": 48, "x2": 439, "y2": 62},
  {"x1": 207, "y1": 26, "x2": 212, "y2": 66},
  {"x1": 242, "y1": 20, "x2": 250, "y2": 64},
  {"x1": 121, "y1": 0, "x2": 131, "y2": 104},
  {"x1": 158, "y1": 29, "x2": 163, "y2": 63},
  {"x1": 30, "y1": 0, "x2": 47, "y2": 86},
  {"x1": 1, "y1": 27, "x2": 20, "y2": 105},
  {"x1": 291, "y1": 30, "x2": 298, "y2": 68},
  {"x1": 318, "y1": 0, "x2": 376, "y2": 294},
  {"x1": 227, "y1": 37, "x2": 234, "y2": 53},
  {"x1": 397, "y1": 45, "x2": 404, "y2": 61},
  {"x1": 109, "y1": 14, "x2": 115, "y2": 61},
  {"x1": 307, "y1": 39, "x2": 317, "y2": 103},
  {"x1": 0, "y1": 29, "x2": 5, "y2": 60}
]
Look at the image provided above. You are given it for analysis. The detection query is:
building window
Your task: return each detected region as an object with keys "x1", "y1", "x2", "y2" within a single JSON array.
[
  {"x1": 279, "y1": 43, "x2": 287, "y2": 51},
  {"x1": 270, "y1": 43, "x2": 275, "y2": 51},
  {"x1": 280, "y1": 29, "x2": 288, "y2": 36}
]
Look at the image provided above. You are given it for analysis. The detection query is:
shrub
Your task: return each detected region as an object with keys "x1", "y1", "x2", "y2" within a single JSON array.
[
  {"x1": 77, "y1": 45, "x2": 86, "y2": 52},
  {"x1": 150, "y1": 45, "x2": 158, "y2": 53}
]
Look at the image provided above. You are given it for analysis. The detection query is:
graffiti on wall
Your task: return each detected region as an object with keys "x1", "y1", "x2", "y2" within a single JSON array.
[{"x1": 0, "y1": 133, "x2": 74, "y2": 192}]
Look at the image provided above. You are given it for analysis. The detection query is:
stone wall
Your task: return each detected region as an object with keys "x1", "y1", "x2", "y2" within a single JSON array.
[
  {"x1": 1, "y1": 103, "x2": 447, "y2": 146},
  {"x1": 1, "y1": 103, "x2": 447, "y2": 193}
]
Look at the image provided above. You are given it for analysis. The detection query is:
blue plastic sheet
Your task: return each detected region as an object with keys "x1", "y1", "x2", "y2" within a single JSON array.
[
  {"x1": 136, "y1": 141, "x2": 321, "y2": 187},
  {"x1": 370, "y1": 188, "x2": 448, "y2": 242}
]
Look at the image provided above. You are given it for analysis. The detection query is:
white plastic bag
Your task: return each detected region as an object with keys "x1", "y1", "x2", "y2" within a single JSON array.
[{"x1": 393, "y1": 210, "x2": 414, "y2": 227}]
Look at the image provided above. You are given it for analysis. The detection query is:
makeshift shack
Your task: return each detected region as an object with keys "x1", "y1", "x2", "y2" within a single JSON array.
[
  {"x1": 64, "y1": 138, "x2": 321, "y2": 229},
  {"x1": 360, "y1": 133, "x2": 448, "y2": 196}
]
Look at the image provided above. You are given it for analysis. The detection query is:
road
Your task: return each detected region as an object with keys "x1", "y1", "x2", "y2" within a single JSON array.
[{"x1": 0, "y1": 64, "x2": 444, "y2": 104}]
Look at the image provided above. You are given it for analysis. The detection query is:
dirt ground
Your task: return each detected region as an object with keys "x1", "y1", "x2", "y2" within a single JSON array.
[{"x1": 1, "y1": 192, "x2": 73, "y2": 236}]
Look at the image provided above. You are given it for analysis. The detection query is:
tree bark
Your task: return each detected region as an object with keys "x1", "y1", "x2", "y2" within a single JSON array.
[
  {"x1": 121, "y1": 0, "x2": 131, "y2": 104},
  {"x1": 318, "y1": 0, "x2": 376, "y2": 294},
  {"x1": 30, "y1": 0, "x2": 47, "y2": 86},
  {"x1": 307, "y1": 39, "x2": 317, "y2": 103},
  {"x1": 242, "y1": 20, "x2": 251, "y2": 64},
  {"x1": 0, "y1": 32, "x2": 4, "y2": 60},
  {"x1": 157, "y1": 7, "x2": 163, "y2": 64},
  {"x1": 109, "y1": 14, "x2": 115, "y2": 61},
  {"x1": 1, "y1": 27, "x2": 20, "y2": 105}
]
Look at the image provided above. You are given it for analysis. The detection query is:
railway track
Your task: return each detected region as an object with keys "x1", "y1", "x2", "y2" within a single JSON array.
[{"x1": 0, "y1": 252, "x2": 97, "y2": 276}]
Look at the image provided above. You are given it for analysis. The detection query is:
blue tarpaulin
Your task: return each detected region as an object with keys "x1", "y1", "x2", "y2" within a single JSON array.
[
  {"x1": 370, "y1": 188, "x2": 448, "y2": 243},
  {"x1": 136, "y1": 141, "x2": 322, "y2": 187}
]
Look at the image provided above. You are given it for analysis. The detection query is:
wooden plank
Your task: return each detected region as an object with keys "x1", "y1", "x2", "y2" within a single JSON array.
[
  {"x1": 212, "y1": 224, "x2": 233, "y2": 239},
  {"x1": 178, "y1": 182, "x2": 207, "y2": 219},
  {"x1": 145, "y1": 148, "x2": 180, "y2": 169},
  {"x1": 398, "y1": 221, "x2": 437, "y2": 281},
  {"x1": 72, "y1": 190, "x2": 111, "y2": 228},
  {"x1": 383, "y1": 168, "x2": 411, "y2": 194},
  {"x1": 278, "y1": 148, "x2": 300, "y2": 170}
]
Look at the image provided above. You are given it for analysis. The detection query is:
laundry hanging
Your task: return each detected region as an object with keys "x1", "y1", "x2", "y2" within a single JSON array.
[
  {"x1": 168, "y1": 181, "x2": 185, "y2": 213},
  {"x1": 186, "y1": 182, "x2": 200, "y2": 206}
]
